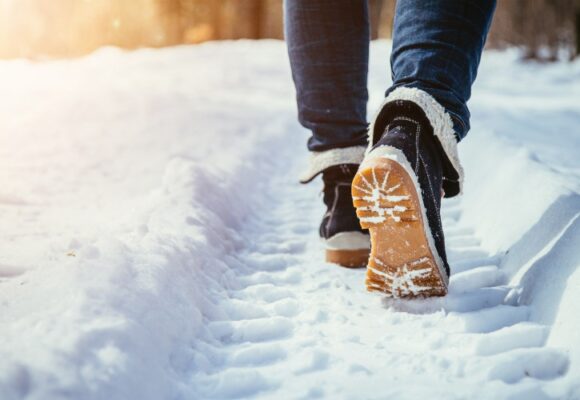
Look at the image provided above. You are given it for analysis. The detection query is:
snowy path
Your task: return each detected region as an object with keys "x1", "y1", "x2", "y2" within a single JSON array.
[
  {"x1": 0, "y1": 41, "x2": 579, "y2": 399},
  {"x1": 184, "y1": 142, "x2": 568, "y2": 399}
]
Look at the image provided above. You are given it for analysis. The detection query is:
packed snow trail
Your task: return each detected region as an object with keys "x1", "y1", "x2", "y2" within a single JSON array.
[
  {"x1": 0, "y1": 41, "x2": 579, "y2": 399},
  {"x1": 184, "y1": 151, "x2": 569, "y2": 399}
]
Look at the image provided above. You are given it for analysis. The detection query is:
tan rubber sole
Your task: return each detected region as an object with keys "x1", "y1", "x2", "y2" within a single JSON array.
[
  {"x1": 326, "y1": 248, "x2": 370, "y2": 268},
  {"x1": 352, "y1": 154, "x2": 447, "y2": 298}
]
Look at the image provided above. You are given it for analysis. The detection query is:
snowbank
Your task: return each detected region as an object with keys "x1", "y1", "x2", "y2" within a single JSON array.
[
  {"x1": 459, "y1": 127, "x2": 580, "y2": 399},
  {"x1": 0, "y1": 41, "x2": 300, "y2": 399}
]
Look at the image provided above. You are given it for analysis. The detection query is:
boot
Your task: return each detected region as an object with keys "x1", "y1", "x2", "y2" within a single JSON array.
[
  {"x1": 353, "y1": 91, "x2": 459, "y2": 297},
  {"x1": 320, "y1": 164, "x2": 370, "y2": 268}
]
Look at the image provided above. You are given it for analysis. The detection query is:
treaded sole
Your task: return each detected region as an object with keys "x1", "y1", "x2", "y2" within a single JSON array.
[
  {"x1": 352, "y1": 153, "x2": 448, "y2": 297},
  {"x1": 325, "y1": 248, "x2": 369, "y2": 268}
]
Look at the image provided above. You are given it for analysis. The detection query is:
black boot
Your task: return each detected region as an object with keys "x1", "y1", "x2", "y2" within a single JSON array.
[
  {"x1": 353, "y1": 100, "x2": 451, "y2": 297},
  {"x1": 320, "y1": 164, "x2": 370, "y2": 268}
]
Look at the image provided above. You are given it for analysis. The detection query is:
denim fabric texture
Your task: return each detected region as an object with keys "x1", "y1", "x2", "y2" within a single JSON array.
[
  {"x1": 284, "y1": 0, "x2": 496, "y2": 148},
  {"x1": 284, "y1": 0, "x2": 370, "y2": 152}
]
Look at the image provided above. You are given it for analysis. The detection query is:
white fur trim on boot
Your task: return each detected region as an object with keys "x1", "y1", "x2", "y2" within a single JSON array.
[
  {"x1": 299, "y1": 145, "x2": 366, "y2": 184},
  {"x1": 367, "y1": 87, "x2": 464, "y2": 194}
]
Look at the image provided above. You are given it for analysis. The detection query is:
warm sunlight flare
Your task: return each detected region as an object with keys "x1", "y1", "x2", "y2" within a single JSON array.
[
  {"x1": 0, "y1": 1, "x2": 577, "y2": 60},
  {"x1": 0, "y1": 0, "x2": 286, "y2": 59}
]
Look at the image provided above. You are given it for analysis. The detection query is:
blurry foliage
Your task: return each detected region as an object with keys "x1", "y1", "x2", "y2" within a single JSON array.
[
  {"x1": 0, "y1": 0, "x2": 578, "y2": 61},
  {"x1": 488, "y1": 0, "x2": 579, "y2": 61}
]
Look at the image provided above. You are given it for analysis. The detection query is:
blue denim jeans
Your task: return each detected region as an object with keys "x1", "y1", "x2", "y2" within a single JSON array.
[{"x1": 285, "y1": 0, "x2": 496, "y2": 151}]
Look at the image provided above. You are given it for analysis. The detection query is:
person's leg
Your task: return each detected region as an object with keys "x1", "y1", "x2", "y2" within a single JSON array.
[
  {"x1": 370, "y1": 0, "x2": 496, "y2": 197},
  {"x1": 389, "y1": 0, "x2": 495, "y2": 142},
  {"x1": 355, "y1": 0, "x2": 496, "y2": 297},
  {"x1": 285, "y1": 0, "x2": 372, "y2": 268},
  {"x1": 285, "y1": 0, "x2": 370, "y2": 183}
]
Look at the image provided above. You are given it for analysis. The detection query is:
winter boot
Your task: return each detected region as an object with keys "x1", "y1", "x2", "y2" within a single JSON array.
[
  {"x1": 353, "y1": 88, "x2": 463, "y2": 297},
  {"x1": 321, "y1": 164, "x2": 370, "y2": 268}
]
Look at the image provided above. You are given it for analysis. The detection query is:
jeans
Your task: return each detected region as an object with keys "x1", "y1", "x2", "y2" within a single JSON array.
[{"x1": 285, "y1": 0, "x2": 496, "y2": 151}]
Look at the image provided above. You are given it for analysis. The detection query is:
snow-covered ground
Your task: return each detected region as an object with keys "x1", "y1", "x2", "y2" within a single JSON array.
[{"x1": 0, "y1": 41, "x2": 578, "y2": 400}]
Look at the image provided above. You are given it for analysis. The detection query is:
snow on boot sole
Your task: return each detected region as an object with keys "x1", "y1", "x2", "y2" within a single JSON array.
[
  {"x1": 324, "y1": 231, "x2": 370, "y2": 268},
  {"x1": 352, "y1": 146, "x2": 449, "y2": 297}
]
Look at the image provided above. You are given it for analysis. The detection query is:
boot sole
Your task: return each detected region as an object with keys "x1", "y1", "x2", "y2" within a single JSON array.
[
  {"x1": 325, "y1": 248, "x2": 370, "y2": 268},
  {"x1": 352, "y1": 147, "x2": 448, "y2": 297}
]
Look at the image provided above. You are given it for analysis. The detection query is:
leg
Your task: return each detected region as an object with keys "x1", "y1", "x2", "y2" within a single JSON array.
[
  {"x1": 355, "y1": 0, "x2": 496, "y2": 297},
  {"x1": 285, "y1": 0, "x2": 372, "y2": 267},
  {"x1": 388, "y1": 0, "x2": 496, "y2": 141},
  {"x1": 285, "y1": 0, "x2": 370, "y2": 182},
  {"x1": 368, "y1": 0, "x2": 496, "y2": 197}
]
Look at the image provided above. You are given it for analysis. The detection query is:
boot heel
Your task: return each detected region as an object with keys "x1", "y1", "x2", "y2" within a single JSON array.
[{"x1": 325, "y1": 248, "x2": 369, "y2": 268}]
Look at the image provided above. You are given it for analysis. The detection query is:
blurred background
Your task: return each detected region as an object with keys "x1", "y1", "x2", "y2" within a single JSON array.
[{"x1": 0, "y1": 0, "x2": 578, "y2": 61}]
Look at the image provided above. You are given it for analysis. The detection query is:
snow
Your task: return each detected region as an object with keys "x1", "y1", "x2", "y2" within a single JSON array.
[{"x1": 0, "y1": 40, "x2": 579, "y2": 399}]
